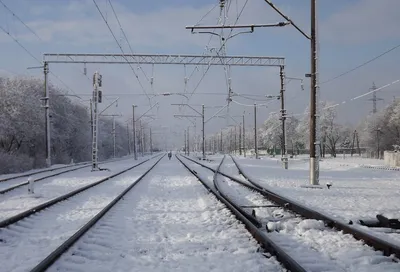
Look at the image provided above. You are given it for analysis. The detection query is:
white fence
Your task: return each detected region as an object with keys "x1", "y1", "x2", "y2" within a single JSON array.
[{"x1": 384, "y1": 151, "x2": 400, "y2": 167}]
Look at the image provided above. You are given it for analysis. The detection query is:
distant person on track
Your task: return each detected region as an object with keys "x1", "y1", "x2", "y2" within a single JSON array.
[{"x1": 168, "y1": 151, "x2": 172, "y2": 160}]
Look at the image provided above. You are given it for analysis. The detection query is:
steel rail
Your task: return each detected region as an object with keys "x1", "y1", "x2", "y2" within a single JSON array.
[
  {"x1": 30, "y1": 154, "x2": 164, "y2": 271},
  {"x1": 229, "y1": 155, "x2": 400, "y2": 259},
  {"x1": 0, "y1": 164, "x2": 89, "y2": 194},
  {"x1": 0, "y1": 154, "x2": 143, "y2": 194},
  {"x1": 0, "y1": 162, "x2": 89, "y2": 183},
  {"x1": 0, "y1": 154, "x2": 162, "y2": 228},
  {"x1": 0, "y1": 153, "x2": 141, "y2": 183},
  {"x1": 176, "y1": 154, "x2": 307, "y2": 272},
  {"x1": 212, "y1": 155, "x2": 262, "y2": 228}
]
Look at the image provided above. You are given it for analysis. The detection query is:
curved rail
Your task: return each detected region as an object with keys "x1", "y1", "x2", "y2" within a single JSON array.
[
  {"x1": 229, "y1": 155, "x2": 400, "y2": 259},
  {"x1": 212, "y1": 155, "x2": 262, "y2": 228},
  {"x1": 30, "y1": 154, "x2": 164, "y2": 271},
  {"x1": 176, "y1": 154, "x2": 307, "y2": 272},
  {"x1": 0, "y1": 154, "x2": 162, "y2": 228}
]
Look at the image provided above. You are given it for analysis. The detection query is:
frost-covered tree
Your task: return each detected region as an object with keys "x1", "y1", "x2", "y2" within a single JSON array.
[
  {"x1": 358, "y1": 99, "x2": 400, "y2": 156},
  {"x1": 259, "y1": 114, "x2": 300, "y2": 155},
  {"x1": 0, "y1": 76, "x2": 131, "y2": 174},
  {"x1": 296, "y1": 101, "x2": 352, "y2": 157}
]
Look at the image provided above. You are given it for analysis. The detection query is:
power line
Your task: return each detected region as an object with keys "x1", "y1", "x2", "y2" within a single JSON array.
[
  {"x1": 186, "y1": 0, "x2": 249, "y2": 103},
  {"x1": 107, "y1": 0, "x2": 150, "y2": 83},
  {"x1": 321, "y1": 43, "x2": 400, "y2": 85},
  {"x1": 0, "y1": 0, "x2": 42, "y2": 41},
  {"x1": 92, "y1": 0, "x2": 151, "y2": 101},
  {"x1": 0, "y1": 5, "x2": 85, "y2": 101},
  {"x1": 194, "y1": 2, "x2": 220, "y2": 26},
  {"x1": 0, "y1": 24, "x2": 41, "y2": 63}
]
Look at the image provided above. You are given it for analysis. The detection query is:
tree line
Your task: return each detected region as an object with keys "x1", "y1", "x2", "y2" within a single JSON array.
[
  {"x1": 0, "y1": 76, "x2": 131, "y2": 174},
  {"x1": 205, "y1": 99, "x2": 400, "y2": 158}
]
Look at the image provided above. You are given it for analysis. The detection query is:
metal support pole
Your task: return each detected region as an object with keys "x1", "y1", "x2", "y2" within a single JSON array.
[
  {"x1": 184, "y1": 129, "x2": 187, "y2": 155},
  {"x1": 377, "y1": 129, "x2": 381, "y2": 159},
  {"x1": 239, "y1": 123, "x2": 242, "y2": 155},
  {"x1": 230, "y1": 128, "x2": 233, "y2": 154},
  {"x1": 91, "y1": 71, "x2": 100, "y2": 170},
  {"x1": 280, "y1": 65, "x2": 288, "y2": 169},
  {"x1": 243, "y1": 114, "x2": 246, "y2": 157},
  {"x1": 254, "y1": 103, "x2": 258, "y2": 159},
  {"x1": 310, "y1": 0, "x2": 319, "y2": 185},
  {"x1": 202, "y1": 104, "x2": 205, "y2": 160},
  {"x1": 187, "y1": 127, "x2": 190, "y2": 156},
  {"x1": 112, "y1": 116, "x2": 116, "y2": 158},
  {"x1": 127, "y1": 123, "x2": 131, "y2": 155},
  {"x1": 150, "y1": 128, "x2": 153, "y2": 155},
  {"x1": 43, "y1": 62, "x2": 51, "y2": 167},
  {"x1": 140, "y1": 122, "x2": 144, "y2": 157},
  {"x1": 90, "y1": 98, "x2": 93, "y2": 145},
  {"x1": 234, "y1": 126, "x2": 237, "y2": 155},
  {"x1": 220, "y1": 130, "x2": 223, "y2": 153},
  {"x1": 132, "y1": 105, "x2": 137, "y2": 160}
]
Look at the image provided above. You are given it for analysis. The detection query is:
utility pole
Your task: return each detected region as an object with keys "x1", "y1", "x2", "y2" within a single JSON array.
[
  {"x1": 187, "y1": 127, "x2": 190, "y2": 156},
  {"x1": 243, "y1": 114, "x2": 246, "y2": 157},
  {"x1": 126, "y1": 123, "x2": 131, "y2": 155},
  {"x1": 254, "y1": 103, "x2": 258, "y2": 159},
  {"x1": 234, "y1": 125, "x2": 237, "y2": 155},
  {"x1": 310, "y1": 0, "x2": 319, "y2": 185},
  {"x1": 132, "y1": 105, "x2": 137, "y2": 160},
  {"x1": 43, "y1": 62, "x2": 51, "y2": 167},
  {"x1": 112, "y1": 116, "x2": 116, "y2": 158},
  {"x1": 239, "y1": 122, "x2": 242, "y2": 155},
  {"x1": 91, "y1": 71, "x2": 102, "y2": 170},
  {"x1": 150, "y1": 128, "x2": 153, "y2": 155},
  {"x1": 280, "y1": 65, "x2": 288, "y2": 169},
  {"x1": 220, "y1": 130, "x2": 223, "y2": 153},
  {"x1": 140, "y1": 121, "x2": 144, "y2": 157},
  {"x1": 376, "y1": 128, "x2": 382, "y2": 159},
  {"x1": 202, "y1": 104, "x2": 205, "y2": 160},
  {"x1": 184, "y1": 129, "x2": 187, "y2": 155}
]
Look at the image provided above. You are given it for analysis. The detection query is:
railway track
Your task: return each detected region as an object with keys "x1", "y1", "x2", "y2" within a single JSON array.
[
  {"x1": 0, "y1": 154, "x2": 148, "y2": 195},
  {"x1": 36, "y1": 154, "x2": 282, "y2": 271},
  {"x1": 0, "y1": 154, "x2": 163, "y2": 271},
  {"x1": 178, "y1": 154, "x2": 400, "y2": 272}
]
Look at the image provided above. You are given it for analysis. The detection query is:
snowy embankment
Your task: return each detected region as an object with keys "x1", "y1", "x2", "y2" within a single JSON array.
[
  {"x1": 49, "y1": 157, "x2": 282, "y2": 272},
  {"x1": 201, "y1": 156, "x2": 399, "y2": 271},
  {"x1": 234, "y1": 156, "x2": 400, "y2": 244},
  {"x1": 0, "y1": 158, "x2": 159, "y2": 272},
  {"x1": 0, "y1": 156, "x2": 152, "y2": 220}
]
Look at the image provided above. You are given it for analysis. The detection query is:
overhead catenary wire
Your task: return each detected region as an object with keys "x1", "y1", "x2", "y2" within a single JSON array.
[
  {"x1": 290, "y1": 78, "x2": 400, "y2": 117},
  {"x1": 186, "y1": 0, "x2": 249, "y2": 103},
  {"x1": 0, "y1": 0, "x2": 42, "y2": 41},
  {"x1": 92, "y1": 0, "x2": 151, "y2": 101},
  {"x1": 107, "y1": 0, "x2": 151, "y2": 84},
  {"x1": 321, "y1": 43, "x2": 400, "y2": 85},
  {"x1": 231, "y1": 99, "x2": 270, "y2": 107},
  {"x1": 0, "y1": 24, "x2": 85, "y2": 102},
  {"x1": 194, "y1": 2, "x2": 220, "y2": 26},
  {"x1": 324, "y1": 78, "x2": 400, "y2": 110},
  {"x1": 0, "y1": 3, "x2": 90, "y2": 102}
]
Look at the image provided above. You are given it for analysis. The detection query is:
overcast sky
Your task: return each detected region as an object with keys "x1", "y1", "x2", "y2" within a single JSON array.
[{"x1": 0, "y1": 0, "x2": 399, "y2": 147}]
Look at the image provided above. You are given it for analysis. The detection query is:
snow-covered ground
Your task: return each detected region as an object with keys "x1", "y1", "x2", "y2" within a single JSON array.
[
  {"x1": 1, "y1": 153, "x2": 399, "y2": 271},
  {"x1": 186, "y1": 155, "x2": 400, "y2": 271},
  {"x1": 225, "y1": 155, "x2": 400, "y2": 248},
  {"x1": 0, "y1": 157, "x2": 160, "y2": 271},
  {"x1": 231, "y1": 156, "x2": 400, "y2": 220},
  {"x1": 0, "y1": 156, "x2": 153, "y2": 220},
  {"x1": 49, "y1": 156, "x2": 282, "y2": 272}
]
